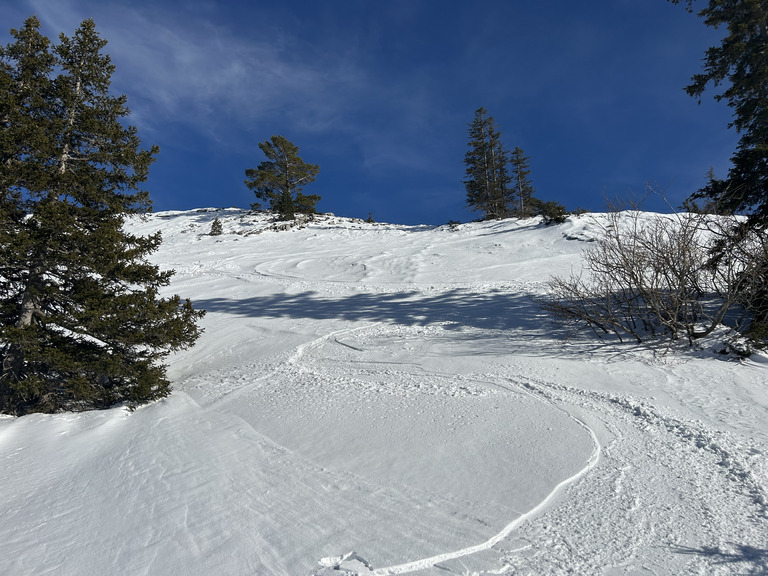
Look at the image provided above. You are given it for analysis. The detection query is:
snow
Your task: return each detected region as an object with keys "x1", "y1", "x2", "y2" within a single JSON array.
[{"x1": 1, "y1": 208, "x2": 766, "y2": 575}]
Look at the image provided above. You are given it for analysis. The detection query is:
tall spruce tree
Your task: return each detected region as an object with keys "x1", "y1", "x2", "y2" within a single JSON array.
[
  {"x1": 0, "y1": 17, "x2": 204, "y2": 415},
  {"x1": 509, "y1": 146, "x2": 536, "y2": 216},
  {"x1": 245, "y1": 135, "x2": 320, "y2": 221},
  {"x1": 464, "y1": 107, "x2": 513, "y2": 220},
  {"x1": 670, "y1": 0, "x2": 768, "y2": 225},
  {"x1": 671, "y1": 0, "x2": 768, "y2": 338}
]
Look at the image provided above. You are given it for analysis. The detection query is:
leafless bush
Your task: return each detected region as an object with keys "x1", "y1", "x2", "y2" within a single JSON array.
[{"x1": 541, "y1": 207, "x2": 766, "y2": 345}]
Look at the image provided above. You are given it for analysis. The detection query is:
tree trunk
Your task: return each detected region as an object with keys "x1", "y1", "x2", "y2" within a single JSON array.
[
  {"x1": 2, "y1": 266, "x2": 43, "y2": 383},
  {"x1": 59, "y1": 74, "x2": 82, "y2": 175}
]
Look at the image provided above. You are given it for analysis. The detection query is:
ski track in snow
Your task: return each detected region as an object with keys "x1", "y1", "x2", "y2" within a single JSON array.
[
  {"x1": 368, "y1": 385, "x2": 602, "y2": 576},
  {"x1": 3, "y1": 210, "x2": 767, "y2": 576},
  {"x1": 148, "y1": 212, "x2": 768, "y2": 575}
]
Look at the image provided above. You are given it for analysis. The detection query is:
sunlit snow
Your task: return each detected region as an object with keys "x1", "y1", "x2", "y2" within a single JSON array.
[{"x1": 1, "y1": 209, "x2": 766, "y2": 575}]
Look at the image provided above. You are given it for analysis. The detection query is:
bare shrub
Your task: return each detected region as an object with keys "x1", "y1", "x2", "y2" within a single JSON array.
[{"x1": 541, "y1": 207, "x2": 765, "y2": 345}]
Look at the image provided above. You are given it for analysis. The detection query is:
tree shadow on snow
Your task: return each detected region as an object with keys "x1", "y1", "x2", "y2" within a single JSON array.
[
  {"x1": 197, "y1": 289, "x2": 546, "y2": 332},
  {"x1": 194, "y1": 288, "x2": 635, "y2": 360},
  {"x1": 672, "y1": 543, "x2": 768, "y2": 575}
]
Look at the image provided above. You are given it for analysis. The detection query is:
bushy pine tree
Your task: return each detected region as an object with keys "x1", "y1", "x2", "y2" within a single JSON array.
[
  {"x1": 464, "y1": 108, "x2": 513, "y2": 220},
  {"x1": 537, "y1": 200, "x2": 568, "y2": 224},
  {"x1": 0, "y1": 17, "x2": 204, "y2": 414},
  {"x1": 244, "y1": 135, "x2": 320, "y2": 220}
]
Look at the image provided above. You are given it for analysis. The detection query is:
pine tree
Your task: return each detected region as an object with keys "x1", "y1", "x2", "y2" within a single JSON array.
[
  {"x1": 244, "y1": 135, "x2": 320, "y2": 221},
  {"x1": 464, "y1": 108, "x2": 512, "y2": 220},
  {"x1": 538, "y1": 200, "x2": 568, "y2": 225},
  {"x1": 671, "y1": 0, "x2": 768, "y2": 339},
  {"x1": 670, "y1": 0, "x2": 768, "y2": 226},
  {"x1": 209, "y1": 217, "x2": 223, "y2": 236},
  {"x1": 509, "y1": 146, "x2": 536, "y2": 216},
  {"x1": 0, "y1": 17, "x2": 204, "y2": 415}
]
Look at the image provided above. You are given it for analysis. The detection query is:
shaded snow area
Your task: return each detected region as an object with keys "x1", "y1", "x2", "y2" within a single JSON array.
[{"x1": 2, "y1": 208, "x2": 767, "y2": 575}]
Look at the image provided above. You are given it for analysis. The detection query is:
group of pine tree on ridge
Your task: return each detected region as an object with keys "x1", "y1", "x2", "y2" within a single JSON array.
[
  {"x1": 463, "y1": 107, "x2": 566, "y2": 224},
  {"x1": 241, "y1": 110, "x2": 567, "y2": 225}
]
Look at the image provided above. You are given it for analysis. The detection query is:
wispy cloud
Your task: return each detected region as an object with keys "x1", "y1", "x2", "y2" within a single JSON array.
[
  {"x1": 9, "y1": 0, "x2": 471, "y2": 174},
  {"x1": 24, "y1": 0, "x2": 367, "y2": 141}
]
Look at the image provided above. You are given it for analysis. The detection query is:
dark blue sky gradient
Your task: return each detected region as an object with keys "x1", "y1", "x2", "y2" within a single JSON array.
[{"x1": 1, "y1": 1, "x2": 737, "y2": 224}]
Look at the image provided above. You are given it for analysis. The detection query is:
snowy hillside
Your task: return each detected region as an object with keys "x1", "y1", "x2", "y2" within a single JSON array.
[{"x1": 1, "y1": 208, "x2": 766, "y2": 576}]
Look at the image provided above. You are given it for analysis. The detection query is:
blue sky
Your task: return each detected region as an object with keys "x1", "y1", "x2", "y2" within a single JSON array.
[{"x1": 2, "y1": 0, "x2": 736, "y2": 224}]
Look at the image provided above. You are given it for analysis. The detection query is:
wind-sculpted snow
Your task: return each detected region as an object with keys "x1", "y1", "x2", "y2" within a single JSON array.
[{"x1": 1, "y1": 209, "x2": 766, "y2": 576}]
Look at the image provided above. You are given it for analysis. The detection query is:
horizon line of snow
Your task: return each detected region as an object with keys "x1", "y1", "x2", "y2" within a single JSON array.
[{"x1": 373, "y1": 404, "x2": 602, "y2": 575}]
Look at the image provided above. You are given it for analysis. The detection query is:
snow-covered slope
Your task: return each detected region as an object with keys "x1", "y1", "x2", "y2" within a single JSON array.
[{"x1": 1, "y1": 209, "x2": 766, "y2": 575}]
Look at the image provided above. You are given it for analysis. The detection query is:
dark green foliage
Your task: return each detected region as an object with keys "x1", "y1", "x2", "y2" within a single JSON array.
[
  {"x1": 244, "y1": 135, "x2": 320, "y2": 221},
  {"x1": 209, "y1": 217, "x2": 223, "y2": 236},
  {"x1": 463, "y1": 110, "x2": 546, "y2": 220},
  {"x1": 0, "y1": 17, "x2": 204, "y2": 414},
  {"x1": 671, "y1": 0, "x2": 768, "y2": 226},
  {"x1": 295, "y1": 192, "x2": 321, "y2": 215},
  {"x1": 525, "y1": 197, "x2": 566, "y2": 223},
  {"x1": 509, "y1": 147, "x2": 537, "y2": 216},
  {"x1": 671, "y1": 0, "x2": 768, "y2": 342},
  {"x1": 679, "y1": 196, "x2": 718, "y2": 215},
  {"x1": 538, "y1": 200, "x2": 568, "y2": 225},
  {"x1": 464, "y1": 108, "x2": 513, "y2": 219}
]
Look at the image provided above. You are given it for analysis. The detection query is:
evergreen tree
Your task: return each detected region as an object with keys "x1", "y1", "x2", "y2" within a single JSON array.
[
  {"x1": 670, "y1": 0, "x2": 768, "y2": 226},
  {"x1": 0, "y1": 17, "x2": 204, "y2": 415},
  {"x1": 209, "y1": 217, "x2": 223, "y2": 236},
  {"x1": 509, "y1": 146, "x2": 536, "y2": 216},
  {"x1": 464, "y1": 108, "x2": 512, "y2": 220},
  {"x1": 244, "y1": 135, "x2": 320, "y2": 220},
  {"x1": 537, "y1": 200, "x2": 568, "y2": 224},
  {"x1": 671, "y1": 0, "x2": 768, "y2": 339}
]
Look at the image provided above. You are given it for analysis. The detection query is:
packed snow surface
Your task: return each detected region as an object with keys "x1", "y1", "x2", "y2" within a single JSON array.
[{"x1": 1, "y1": 209, "x2": 766, "y2": 575}]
